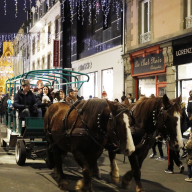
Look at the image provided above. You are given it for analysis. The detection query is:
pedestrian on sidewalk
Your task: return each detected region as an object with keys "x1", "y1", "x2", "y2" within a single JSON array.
[
  {"x1": 184, "y1": 128, "x2": 192, "y2": 182},
  {"x1": 164, "y1": 142, "x2": 184, "y2": 174},
  {"x1": 149, "y1": 133, "x2": 165, "y2": 161}
]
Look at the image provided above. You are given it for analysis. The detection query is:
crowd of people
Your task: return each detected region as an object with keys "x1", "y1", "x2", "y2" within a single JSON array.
[
  {"x1": 0, "y1": 82, "x2": 192, "y2": 182},
  {"x1": 0, "y1": 79, "x2": 83, "y2": 124}
]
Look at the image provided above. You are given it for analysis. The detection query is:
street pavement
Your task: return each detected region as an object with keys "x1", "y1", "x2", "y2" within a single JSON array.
[{"x1": 0, "y1": 124, "x2": 192, "y2": 192}]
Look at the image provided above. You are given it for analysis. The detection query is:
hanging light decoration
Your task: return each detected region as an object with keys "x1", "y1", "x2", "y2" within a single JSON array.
[
  {"x1": 4, "y1": 0, "x2": 6, "y2": 15},
  {"x1": 23, "y1": 0, "x2": 27, "y2": 12},
  {"x1": 15, "y1": 0, "x2": 18, "y2": 18},
  {"x1": 3, "y1": 0, "x2": 123, "y2": 28},
  {"x1": 61, "y1": 0, "x2": 66, "y2": 22}
]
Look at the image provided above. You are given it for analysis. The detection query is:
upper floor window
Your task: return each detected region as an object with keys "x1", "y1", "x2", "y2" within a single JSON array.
[
  {"x1": 48, "y1": 24, "x2": 51, "y2": 44},
  {"x1": 186, "y1": 0, "x2": 192, "y2": 28},
  {"x1": 37, "y1": 32, "x2": 40, "y2": 52},
  {"x1": 140, "y1": 0, "x2": 152, "y2": 44},
  {"x1": 32, "y1": 37, "x2": 35, "y2": 55},
  {"x1": 55, "y1": 19, "x2": 59, "y2": 39}
]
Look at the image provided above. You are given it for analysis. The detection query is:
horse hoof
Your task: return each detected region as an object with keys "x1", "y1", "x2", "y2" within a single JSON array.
[
  {"x1": 111, "y1": 176, "x2": 119, "y2": 184},
  {"x1": 136, "y1": 189, "x2": 146, "y2": 192},
  {"x1": 122, "y1": 178, "x2": 132, "y2": 189},
  {"x1": 75, "y1": 180, "x2": 95, "y2": 192},
  {"x1": 58, "y1": 179, "x2": 68, "y2": 190},
  {"x1": 75, "y1": 179, "x2": 84, "y2": 191}
]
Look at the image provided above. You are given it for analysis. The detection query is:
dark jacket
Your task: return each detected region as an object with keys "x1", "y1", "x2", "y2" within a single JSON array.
[
  {"x1": 13, "y1": 90, "x2": 38, "y2": 112},
  {"x1": 187, "y1": 97, "x2": 192, "y2": 117},
  {"x1": 36, "y1": 92, "x2": 53, "y2": 108},
  {"x1": 1, "y1": 94, "x2": 9, "y2": 115},
  {"x1": 185, "y1": 138, "x2": 192, "y2": 165}
]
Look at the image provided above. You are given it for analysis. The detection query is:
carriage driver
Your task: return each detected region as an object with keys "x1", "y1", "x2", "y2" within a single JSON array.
[{"x1": 13, "y1": 79, "x2": 42, "y2": 120}]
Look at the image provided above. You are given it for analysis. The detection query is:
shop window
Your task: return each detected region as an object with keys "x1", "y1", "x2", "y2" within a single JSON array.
[
  {"x1": 177, "y1": 64, "x2": 192, "y2": 104},
  {"x1": 157, "y1": 74, "x2": 166, "y2": 82},
  {"x1": 81, "y1": 72, "x2": 98, "y2": 100},
  {"x1": 140, "y1": 0, "x2": 152, "y2": 44},
  {"x1": 102, "y1": 69, "x2": 113, "y2": 101},
  {"x1": 138, "y1": 76, "x2": 156, "y2": 97},
  {"x1": 186, "y1": 0, "x2": 192, "y2": 28}
]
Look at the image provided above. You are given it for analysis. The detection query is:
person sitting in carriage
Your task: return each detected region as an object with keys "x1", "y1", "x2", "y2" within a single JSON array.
[
  {"x1": 13, "y1": 79, "x2": 42, "y2": 119},
  {"x1": 65, "y1": 88, "x2": 76, "y2": 104},
  {"x1": 36, "y1": 86, "x2": 53, "y2": 116}
]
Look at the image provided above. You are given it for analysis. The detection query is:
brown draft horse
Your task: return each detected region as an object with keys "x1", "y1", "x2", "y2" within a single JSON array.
[
  {"x1": 108, "y1": 94, "x2": 183, "y2": 192},
  {"x1": 44, "y1": 99, "x2": 136, "y2": 191}
]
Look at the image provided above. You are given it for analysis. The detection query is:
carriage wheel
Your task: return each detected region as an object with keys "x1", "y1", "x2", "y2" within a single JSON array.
[
  {"x1": 15, "y1": 140, "x2": 26, "y2": 166},
  {"x1": 46, "y1": 148, "x2": 55, "y2": 169}
]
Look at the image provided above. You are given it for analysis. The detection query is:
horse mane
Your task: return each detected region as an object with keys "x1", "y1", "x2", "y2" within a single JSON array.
[
  {"x1": 79, "y1": 99, "x2": 108, "y2": 128},
  {"x1": 134, "y1": 97, "x2": 163, "y2": 123}
]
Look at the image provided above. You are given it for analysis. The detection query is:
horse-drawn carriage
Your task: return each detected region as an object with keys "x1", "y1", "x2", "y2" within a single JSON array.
[
  {"x1": 1, "y1": 68, "x2": 186, "y2": 192},
  {"x1": 2, "y1": 69, "x2": 89, "y2": 166}
]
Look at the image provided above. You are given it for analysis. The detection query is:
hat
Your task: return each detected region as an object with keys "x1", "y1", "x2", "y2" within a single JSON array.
[
  {"x1": 21, "y1": 79, "x2": 30, "y2": 86},
  {"x1": 68, "y1": 88, "x2": 74, "y2": 94}
]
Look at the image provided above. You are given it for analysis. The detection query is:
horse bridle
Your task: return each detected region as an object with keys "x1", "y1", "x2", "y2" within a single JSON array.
[{"x1": 155, "y1": 102, "x2": 180, "y2": 143}]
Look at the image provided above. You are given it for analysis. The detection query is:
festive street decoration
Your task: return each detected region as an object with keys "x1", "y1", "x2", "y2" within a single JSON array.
[
  {"x1": 4, "y1": 0, "x2": 6, "y2": 15},
  {"x1": 3, "y1": 0, "x2": 123, "y2": 25}
]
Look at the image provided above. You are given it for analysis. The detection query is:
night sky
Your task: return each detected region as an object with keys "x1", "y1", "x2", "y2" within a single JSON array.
[{"x1": 0, "y1": 0, "x2": 36, "y2": 33}]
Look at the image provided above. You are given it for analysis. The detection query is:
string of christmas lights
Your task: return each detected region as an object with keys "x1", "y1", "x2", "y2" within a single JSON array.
[
  {"x1": 15, "y1": 0, "x2": 18, "y2": 18},
  {"x1": 4, "y1": 0, "x2": 6, "y2": 15},
  {"x1": 24, "y1": 0, "x2": 27, "y2": 12}
]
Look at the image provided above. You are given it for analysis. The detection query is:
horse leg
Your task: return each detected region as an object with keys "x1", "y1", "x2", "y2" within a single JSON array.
[
  {"x1": 74, "y1": 152, "x2": 94, "y2": 192},
  {"x1": 90, "y1": 158, "x2": 101, "y2": 180},
  {"x1": 127, "y1": 153, "x2": 145, "y2": 192},
  {"x1": 108, "y1": 151, "x2": 119, "y2": 183},
  {"x1": 52, "y1": 146, "x2": 68, "y2": 190}
]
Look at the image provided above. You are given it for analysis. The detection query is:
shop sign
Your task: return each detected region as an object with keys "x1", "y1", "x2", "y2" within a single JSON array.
[
  {"x1": 78, "y1": 62, "x2": 92, "y2": 71},
  {"x1": 132, "y1": 52, "x2": 165, "y2": 76},
  {"x1": 53, "y1": 40, "x2": 59, "y2": 67},
  {"x1": 173, "y1": 42, "x2": 192, "y2": 65}
]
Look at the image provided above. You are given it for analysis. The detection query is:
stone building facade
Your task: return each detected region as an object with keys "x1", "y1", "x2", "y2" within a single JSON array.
[{"x1": 123, "y1": 0, "x2": 192, "y2": 101}]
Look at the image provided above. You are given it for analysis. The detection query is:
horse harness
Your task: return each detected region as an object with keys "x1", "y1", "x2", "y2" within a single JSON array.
[
  {"x1": 60, "y1": 100, "x2": 130, "y2": 151},
  {"x1": 129, "y1": 105, "x2": 171, "y2": 149}
]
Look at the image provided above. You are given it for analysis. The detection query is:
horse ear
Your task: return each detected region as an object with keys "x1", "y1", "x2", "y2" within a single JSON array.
[
  {"x1": 163, "y1": 94, "x2": 170, "y2": 108},
  {"x1": 176, "y1": 95, "x2": 182, "y2": 104},
  {"x1": 124, "y1": 98, "x2": 130, "y2": 108},
  {"x1": 106, "y1": 99, "x2": 118, "y2": 115}
]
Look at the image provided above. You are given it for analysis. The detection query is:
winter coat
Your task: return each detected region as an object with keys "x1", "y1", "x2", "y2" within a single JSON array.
[
  {"x1": 0, "y1": 101, "x2": 3, "y2": 115},
  {"x1": 1, "y1": 94, "x2": 9, "y2": 114},
  {"x1": 185, "y1": 138, "x2": 192, "y2": 165},
  {"x1": 13, "y1": 90, "x2": 38, "y2": 113},
  {"x1": 187, "y1": 97, "x2": 192, "y2": 118}
]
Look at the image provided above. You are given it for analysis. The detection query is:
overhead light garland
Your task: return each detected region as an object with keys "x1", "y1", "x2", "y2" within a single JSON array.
[
  {"x1": 24, "y1": 0, "x2": 27, "y2": 12},
  {"x1": 15, "y1": 0, "x2": 18, "y2": 18},
  {"x1": 4, "y1": 0, "x2": 6, "y2": 15},
  {"x1": 3, "y1": 0, "x2": 123, "y2": 27}
]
